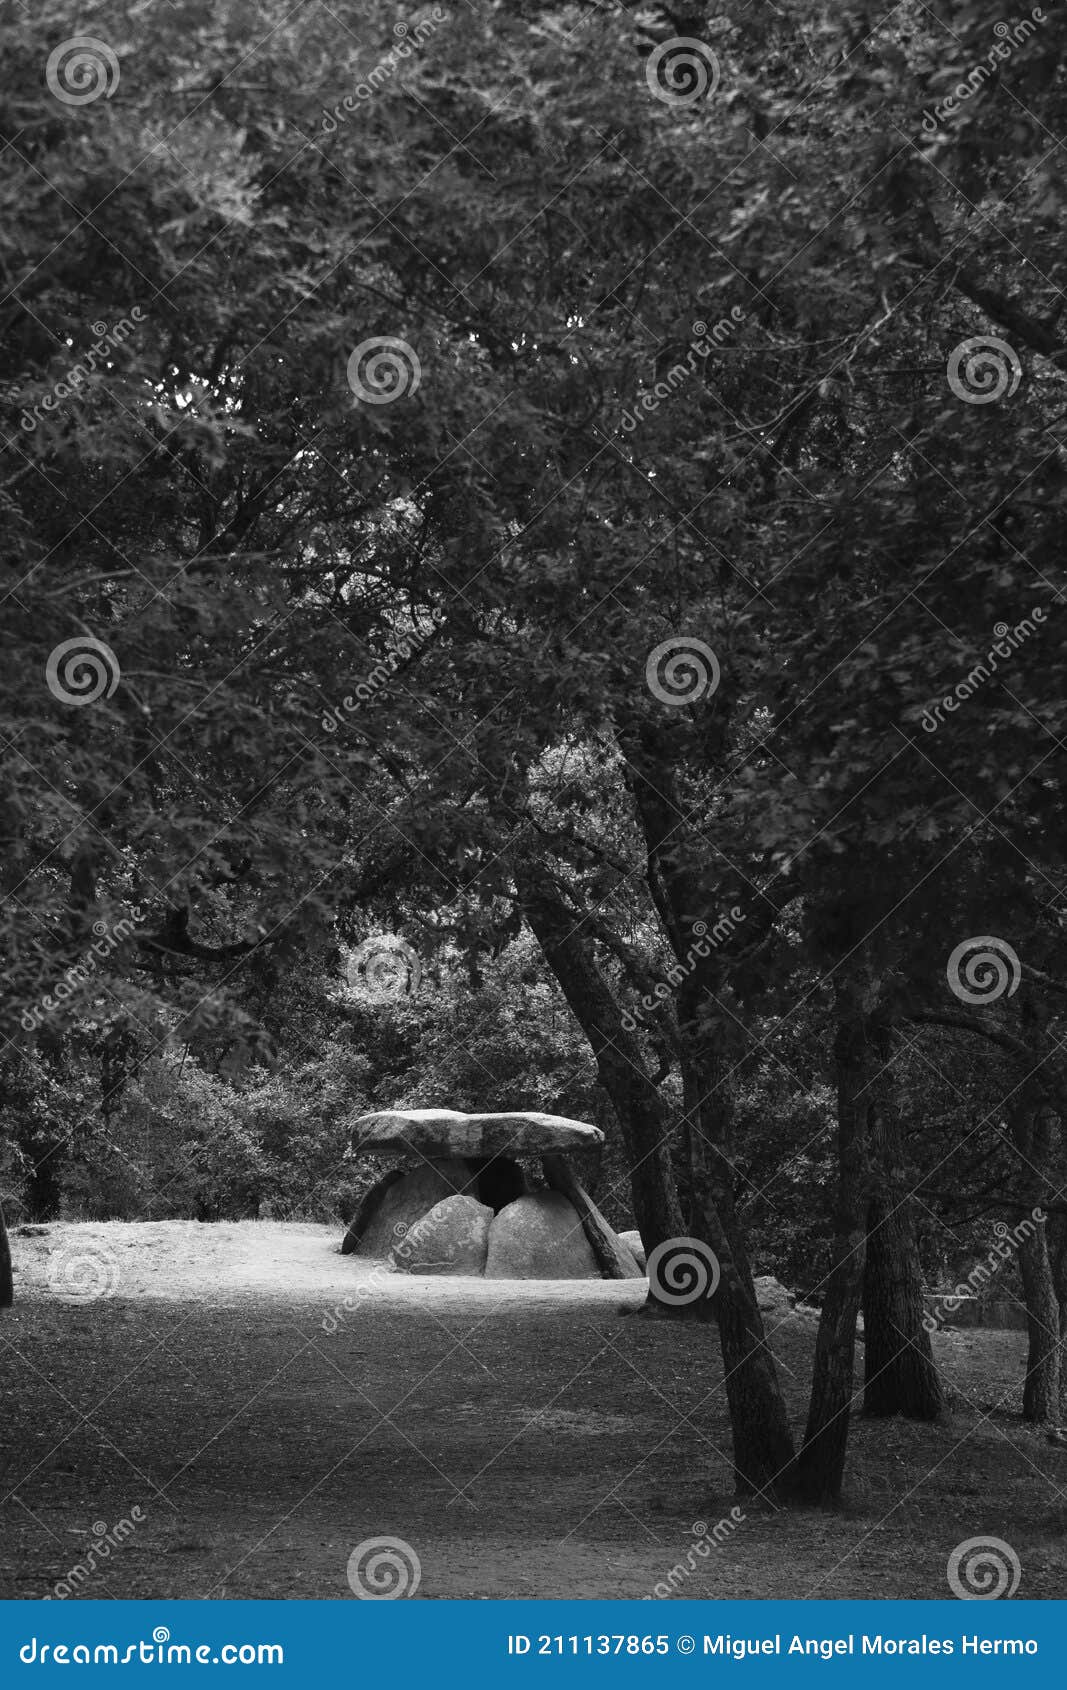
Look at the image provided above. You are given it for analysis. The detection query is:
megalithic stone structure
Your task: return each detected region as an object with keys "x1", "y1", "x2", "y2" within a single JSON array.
[{"x1": 342, "y1": 1108, "x2": 643, "y2": 1281}]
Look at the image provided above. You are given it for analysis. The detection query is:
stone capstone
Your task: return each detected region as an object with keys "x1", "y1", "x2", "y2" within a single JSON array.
[{"x1": 351, "y1": 1108, "x2": 604, "y2": 1159}]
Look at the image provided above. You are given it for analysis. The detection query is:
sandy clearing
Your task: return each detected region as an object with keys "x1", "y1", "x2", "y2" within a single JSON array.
[
  {"x1": 1, "y1": 1222, "x2": 1061, "y2": 1602},
  {"x1": 8, "y1": 1219, "x2": 649, "y2": 1312}
]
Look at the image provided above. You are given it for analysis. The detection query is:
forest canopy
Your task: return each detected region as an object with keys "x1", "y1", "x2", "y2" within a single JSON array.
[{"x1": 3, "y1": 0, "x2": 1067, "y2": 1505}]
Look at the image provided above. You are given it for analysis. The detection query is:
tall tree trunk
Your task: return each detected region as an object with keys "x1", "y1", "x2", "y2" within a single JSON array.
[
  {"x1": 25, "y1": 1139, "x2": 62, "y2": 1221},
  {"x1": 1018, "y1": 1217, "x2": 1061, "y2": 1424},
  {"x1": 1051, "y1": 1210, "x2": 1067, "y2": 1347},
  {"x1": 0, "y1": 1200, "x2": 12, "y2": 1308},
  {"x1": 1051, "y1": 1214, "x2": 1067, "y2": 1420},
  {"x1": 788, "y1": 968, "x2": 877, "y2": 1504},
  {"x1": 1011, "y1": 1106, "x2": 1061, "y2": 1423},
  {"x1": 688, "y1": 1105, "x2": 797, "y2": 1497},
  {"x1": 862, "y1": 1041, "x2": 942, "y2": 1420}
]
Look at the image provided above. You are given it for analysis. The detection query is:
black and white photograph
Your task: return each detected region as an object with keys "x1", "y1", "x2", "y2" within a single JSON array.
[{"x1": 2, "y1": 0, "x2": 1066, "y2": 1620}]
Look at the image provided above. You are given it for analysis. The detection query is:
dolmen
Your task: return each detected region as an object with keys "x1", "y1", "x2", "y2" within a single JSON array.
[{"x1": 342, "y1": 1108, "x2": 643, "y2": 1281}]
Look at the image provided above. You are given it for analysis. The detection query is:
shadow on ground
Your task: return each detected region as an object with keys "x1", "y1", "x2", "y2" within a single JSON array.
[{"x1": 0, "y1": 1223, "x2": 1062, "y2": 1599}]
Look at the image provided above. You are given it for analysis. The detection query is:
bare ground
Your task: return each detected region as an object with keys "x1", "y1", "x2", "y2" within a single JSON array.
[{"x1": 0, "y1": 1221, "x2": 1063, "y2": 1601}]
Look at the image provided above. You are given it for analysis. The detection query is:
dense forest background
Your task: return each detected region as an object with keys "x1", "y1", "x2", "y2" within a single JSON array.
[{"x1": 4, "y1": 0, "x2": 1067, "y2": 1505}]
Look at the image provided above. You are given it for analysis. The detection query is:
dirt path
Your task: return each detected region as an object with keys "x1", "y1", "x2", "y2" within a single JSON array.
[{"x1": 1, "y1": 1223, "x2": 1062, "y2": 1600}]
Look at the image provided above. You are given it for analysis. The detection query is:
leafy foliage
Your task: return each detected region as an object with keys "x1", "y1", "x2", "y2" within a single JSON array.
[{"x1": 3, "y1": 1, "x2": 1067, "y2": 1460}]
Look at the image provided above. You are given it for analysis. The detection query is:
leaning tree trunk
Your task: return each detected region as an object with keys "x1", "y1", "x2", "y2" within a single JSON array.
[
  {"x1": 515, "y1": 861, "x2": 686, "y2": 1268},
  {"x1": 517, "y1": 858, "x2": 799, "y2": 1495},
  {"x1": 788, "y1": 969, "x2": 877, "y2": 1504},
  {"x1": 618, "y1": 729, "x2": 798, "y2": 1486},
  {"x1": 862, "y1": 1037, "x2": 942, "y2": 1420},
  {"x1": 0, "y1": 1201, "x2": 12, "y2": 1309}
]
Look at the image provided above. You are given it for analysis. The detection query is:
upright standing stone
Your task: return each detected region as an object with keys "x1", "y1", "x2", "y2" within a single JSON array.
[
  {"x1": 485, "y1": 1191, "x2": 599, "y2": 1279},
  {"x1": 350, "y1": 1160, "x2": 477, "y2": 1258},
  {"x1": 541, "y1": 1152, "x2": 643, "y2": 1279},
  {"x1": 394, "y1": 1195, "x2": 493, "y2": 1275}
]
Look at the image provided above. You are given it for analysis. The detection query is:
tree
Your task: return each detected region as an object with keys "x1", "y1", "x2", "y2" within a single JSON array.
[{"x1": 5, "y1": 0, "x2": 1067, "y2": 1504}]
